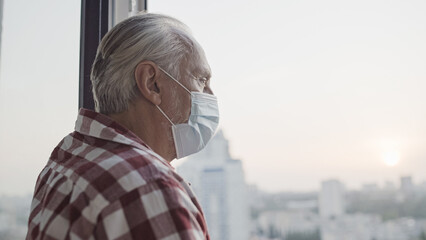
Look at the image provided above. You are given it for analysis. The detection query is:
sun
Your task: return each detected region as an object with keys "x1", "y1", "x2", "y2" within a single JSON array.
[
  {"x1": 379, "y1": 138, "x2": 402, "y2": 167},
  {"x1": 381, "y1": 150, "x2": 400, "y2": 167}
]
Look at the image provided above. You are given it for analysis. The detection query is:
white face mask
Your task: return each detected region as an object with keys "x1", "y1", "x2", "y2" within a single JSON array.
[{"x1": 156, "y1": 67, "x2": 220, "y2": 159}]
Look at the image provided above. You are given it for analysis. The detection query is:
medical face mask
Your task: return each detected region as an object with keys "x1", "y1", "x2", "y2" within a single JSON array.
[{"x1": 156, "y1": 67, "x2": 219, "y2": 159}]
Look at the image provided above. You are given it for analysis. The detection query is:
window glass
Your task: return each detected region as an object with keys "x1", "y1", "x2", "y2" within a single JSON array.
[
  {"x1": 151, "y1": 1, "x2": 426, "y2": 239},
  {"x1": 1, "y1": 0, "x2": 426, "y2": 238},
  {"x1": 0, "y1": 0, "x2": 80, "y2": 237},
  {"x1": 150, "y1": 0, "x2": 426, "y2": 192}
]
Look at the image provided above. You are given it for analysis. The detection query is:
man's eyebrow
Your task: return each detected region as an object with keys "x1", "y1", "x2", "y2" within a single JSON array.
[
  {"x1": 203, "y1": 69, "x2": 211, "y2": 79},
  {"x1": 194, "y1": 68, "x2": 211, "y2": 80}
]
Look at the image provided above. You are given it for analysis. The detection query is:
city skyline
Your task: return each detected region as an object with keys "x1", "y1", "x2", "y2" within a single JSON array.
[{"x1": 2, "y1": 171, "x2": 426, "y2": 240}]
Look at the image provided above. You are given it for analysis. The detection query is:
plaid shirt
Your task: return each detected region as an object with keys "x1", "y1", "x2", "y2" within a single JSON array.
[{"x1": 26, "y1": 109, "x2": 210, "y2": 240}]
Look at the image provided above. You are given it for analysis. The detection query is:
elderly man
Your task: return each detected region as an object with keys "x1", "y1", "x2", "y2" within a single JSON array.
[{"x1": 26, "y1": 13, "x2": 218, "y2": 240}]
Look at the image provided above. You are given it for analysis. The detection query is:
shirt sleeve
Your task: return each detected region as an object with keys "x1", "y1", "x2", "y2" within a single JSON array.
[{"x1": 94, "y1": 177, "x2": 208, "y2": 240}]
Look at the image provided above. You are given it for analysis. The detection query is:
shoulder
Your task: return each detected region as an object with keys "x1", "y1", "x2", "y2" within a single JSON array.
[
  {"x1": 45, "y1": 132, "x2": 188, "y2": 218},
  {"x1": 95, "y1": 176, "x2": 208, "y2": 240},
  {"x1": 51, "y1": 132, "x2": 173, "y2": 198}
]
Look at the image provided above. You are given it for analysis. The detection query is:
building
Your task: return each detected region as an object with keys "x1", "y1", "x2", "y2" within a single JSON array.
[
  {"x1": 257, "y1": 210, "x2": 320, "y2": 238},
  {"x1": 0, "y1": 194, "x2": 31, "y2": 239},
  {"x1": 319, "y1": 179, "x2": 345, "y2": 219},
  {"x1": 400, "y1": 176, "x2": 414, "y2": 195},
  {"x1": 177, "y1": 130, "x2": 249, "y2": 240}
]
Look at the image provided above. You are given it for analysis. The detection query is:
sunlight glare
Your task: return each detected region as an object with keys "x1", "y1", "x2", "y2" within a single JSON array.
[
  {"x1": 381, "y1": 150, "x2": 400, "y2": 167},
  {"x1": 379, "y1": 139, "x2": 401, "y2": 167}
]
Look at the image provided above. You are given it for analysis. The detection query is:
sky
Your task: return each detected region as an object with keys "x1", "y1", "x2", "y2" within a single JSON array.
[{"x1": 1, "y1": 0, "x2": 426, "y2": 195}]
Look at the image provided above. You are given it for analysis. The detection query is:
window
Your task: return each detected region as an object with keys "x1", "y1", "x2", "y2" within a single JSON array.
[
  {"x1": 1, "y1": 0, "x2": 426, "y2": 239},
  {"x1": 0, "y1": 0, "x2": 80, "y2": 238},
  {"x1": 151, "y1": 1, "x2": 426, "y2": 239}
]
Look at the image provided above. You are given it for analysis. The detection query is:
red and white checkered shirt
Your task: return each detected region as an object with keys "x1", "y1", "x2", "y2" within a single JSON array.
[{"x1": 26, "y1": 109, "x2": 210, "y2": 240}]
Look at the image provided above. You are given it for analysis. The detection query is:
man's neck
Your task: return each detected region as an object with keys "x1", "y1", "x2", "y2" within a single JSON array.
[{"x1": 107, "y1": 104, "x2": 176, "y2": 162}]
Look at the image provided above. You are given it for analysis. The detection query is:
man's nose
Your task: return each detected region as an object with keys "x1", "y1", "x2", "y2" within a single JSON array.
[{"x1": 204, "y1": 86, "x2": 213, "y2": 95}]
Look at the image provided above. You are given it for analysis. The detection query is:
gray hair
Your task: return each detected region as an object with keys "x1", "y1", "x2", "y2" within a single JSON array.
[{"x1": 90, "y1": 13, "x2": 203, "y2": 114}]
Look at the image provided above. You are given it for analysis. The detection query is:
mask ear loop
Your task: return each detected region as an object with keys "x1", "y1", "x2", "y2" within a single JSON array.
[
  {"x1": 156, "y1": 105, "x2": 174, "y2": 126},
  {"x1": 158, "y1": 66, "x2": 192, "y2": 94},
  {"x1": 156, "y1": 66, "x2": 192, "y2": 126}
]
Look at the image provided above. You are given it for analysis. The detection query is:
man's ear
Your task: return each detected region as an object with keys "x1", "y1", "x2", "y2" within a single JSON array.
[{"x1": 134, "y1": 61, "x2": 162, "y2": 106}]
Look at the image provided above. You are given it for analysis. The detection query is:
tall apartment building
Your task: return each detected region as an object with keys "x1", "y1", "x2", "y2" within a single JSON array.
[
  {"x1": 400, "y1": 176, "x2": 414, "y2": 195},
  {"x1": 177, "y1": 131, "x2": 249, "y2": 240},
  {"x1": 319, "y1": 179, "x2": 345, "y2": 219}
]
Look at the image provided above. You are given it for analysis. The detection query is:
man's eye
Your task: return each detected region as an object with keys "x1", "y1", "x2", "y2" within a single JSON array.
[{"x1": 199, "y1": 78, "x2": 208, "y2": 85}]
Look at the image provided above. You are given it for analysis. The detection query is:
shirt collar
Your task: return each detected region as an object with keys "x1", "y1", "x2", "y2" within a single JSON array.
[{"x1": 74, "y1": 108, "x2": 174, "y2": 168}]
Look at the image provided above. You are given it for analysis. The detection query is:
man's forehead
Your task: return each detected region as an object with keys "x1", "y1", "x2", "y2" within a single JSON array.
[
  {"x1": 197, "y1": 65, "x2": 211, "y2": 79},
  {"x1": 180, "y1": 50, "x2": 211, "y2": 79}
]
